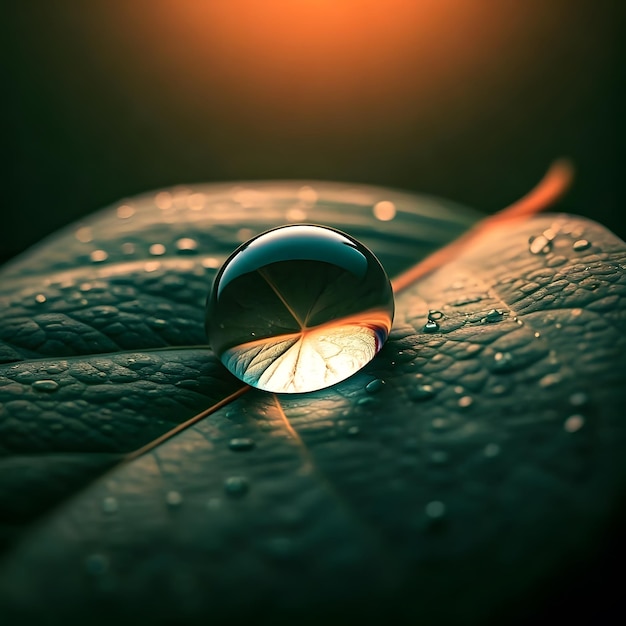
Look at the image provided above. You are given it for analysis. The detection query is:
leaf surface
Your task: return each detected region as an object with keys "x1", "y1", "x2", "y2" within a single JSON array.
[{"x1": 0, "y1": 182, "x2": 625, "y2": 624}]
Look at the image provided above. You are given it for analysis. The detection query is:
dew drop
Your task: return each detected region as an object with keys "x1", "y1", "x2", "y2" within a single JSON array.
[
  {"x1": 85, "y1": 553, "x2": 109, "y2": 576},
  {"x1": 573, "y1": 239, "x2": 591, "y2": 252},
  {"x1": 534, "y1": 331, "x2": 541, "y2": 338},
  {"x1": 176, "y1": 238, "x2": 199, "y2": 254},
  {"x1": 206, "y1": 225, "x2": 394, "y2": 393},
  {"x1": 458, "y1": 395, "x2": 473, "y2": 409},
  {"x1": 373, "y1": 200, "x2": 396, "y2": 221},
  {"x1": 428, "y1": 310, "x2": 444, "y2": 321},
  {"x1": 484, "y1": 443, "x2": 501, "y2": 457},
  {"x1": 116, "y1": 204, "x2": 135, "y2": 219},
  {"x1": 410, "y1": 383, "x2": 436, "y2": 401},
  {"x1": 90, "y1": 250, "x2": 108, "y2": 263},
  {"x1": 365, "y1": 379, "x2": 385, "y2": 394},
  {"x1": 564, "y1": 414, "x2": 585, "y2": 432},
  {"x1": 149, "y1": 243, "x2": 166, "y2": 256},
  {"x1": 35, "y1": 293, "x2": 47, "y2": 304},
  {"x1": 228, "y1": 437, "x2": 255, "y2": 452},
  {"x1": 102, "y1": 496, "x2": 118, "y2": 514},
  {"x1": 165, "y1": 490, "x2": 183, "y2": 507},
  {"x1": 485, "y1": 309, "x2": 504, "y2": 323},
  {"x1": 425, "y1": 500, "x2": 446, "y2": 519},
  {"x1": 423, "y1": 320, "x2": 439, "y2": 333},
  {"x1": 224, "y1": 476, "x2": 249, "y2": 497},
  {"x1": 32, "y1": 379, "x2": 59, "y2": 392}
]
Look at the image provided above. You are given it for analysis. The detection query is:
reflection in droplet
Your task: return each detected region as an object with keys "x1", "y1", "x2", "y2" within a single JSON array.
[
  {"x1": 573, "y1": 239, "x2": 591, "y2": 252},
  {"x1": 176, "y1": 238, "x2": 199, "y2": 254},
  {"x1": 35, "y1": 294, "x2": 47, "y2": 304},
  {"x1": 229, "y1": 437, "x2": 255, "y2": 452},
  {"x1": 224, "y1": 476, "x2": 249, "y2": 497},
  {"x1": 165, "y1": 490, "x2": 183, "y2": 507},
  {"x1": 207, "y1": 225, "x2": 394, "y2": 393},
  {"x1": 149, "y1": 243, "x2": 166, "y2": 256},
  {"x1": 564, "y1": 414, "x2": 585, "y2": 432},
  {"x1": 102, "y1": 496, "x2": 118, "y2": 514},
  {"x1": 90, "y1": 250, "x2": 108, "y2": 263},
  {"x1": 32, "y1": 379, "x2": 59, "y2": 392},
  {"x1": 373, "y1": 200, "x2": 396, "y2": 221},
  {"x1": 116, "y1": 204, "x2": 135, "y2": 219}
]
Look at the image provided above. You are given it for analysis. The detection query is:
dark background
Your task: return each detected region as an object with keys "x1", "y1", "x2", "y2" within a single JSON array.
[{"x1": 3, "y1": 0, "x2": 623, "y2": 265}]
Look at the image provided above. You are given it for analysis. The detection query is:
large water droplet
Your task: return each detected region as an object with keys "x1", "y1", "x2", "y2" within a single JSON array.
[
  {"x1": 206, "y1": 225, "x2": 394, "y2": 393},
  {"x1": 32, "y1": 379, "x2": 59, "y2": 392}
]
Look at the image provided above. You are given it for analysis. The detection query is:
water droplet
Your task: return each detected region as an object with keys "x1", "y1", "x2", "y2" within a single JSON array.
[
  {"x1": 539, "y1": 373, "x2": 562, "y2": 388},
  {"x1": 410, "y1": 383, "x2": 436, "y2": 401},
  {"x1": 224, "y1": 476, "x2": 249, "y2": 497},
  {"x1": 485, "y1": 309, "x2": 504, "y2": 323},
  {"x1": 202, "y1": 257, "x2": 220, "y2": 269},
  {"x1": 534, "y1": 331, "x2": 541, "y2": 338},
  {"x1": 346, "y1": 425, "x2": 360, "y2": 437},
  {"x1": 573, "y1": 239, "x2": 591, "y2": 252},
  {"x1": 484, "y1": 443, "x2": 501, "y2": 457},
  {"x1": 155, "y1": 191, "x2": 173, "y2": 209},
  {"x1": 228, "y1": 437, "x2": 255, "y2": 452},
  {"x1": 75, "y1": 226, "x2": 93, "y2": 243},
  {"x1": 176, "y1": 238, "x2": 199, "y2": 254},
  {"x1": 149, "y1": 243, "x2": 166, "y2": 256},
  {"x1": 528, "y1": 234, "x2": 553, "y2": 254},
  {"x1": 32, "y1": 379, "x2": 59, "y2": 392},
  {"x1": 569, "y1": 391, "x2": 588, "y2": 407},
  {"x1": 564, "y1": 414, "x2": 585, "y2": 433},
  {"x1": 90, "y1": 250, "x2": 108, "y2": 263},
  {"x1": 206, "y1": 225, "x2": 394, "y2": 393},
  {"x1": 121, "y1": 242, "x2": 135, "y2": 255},
  {"x1": 458, "y1": 395, "x2": 473, "y2": 409},
  {"x1": 102, "y1": 496, "x2": 118, "y2": 514},
  {"x1": 85, "y1": 553, "x2": 109, "y2": 576},
  {"x1": 35, "y1": 293, "x2": 47, "y2": 304},
  {"x1": 492, "y1": 351, "x2": 516, "y2": 372},
  {"x1": 165, "y1": 490, "x2": 183, "y2": 507},
  {"x1": 428, "y1": 310, "x2": 444, "y2": 321},
  {"x1": 423, "y1": 320, "x2": 439, "y2": 333},
  {"x1": 286, "y1": 207, "x2": 307, "y2": 221},
  {"x1": 365, "y1": 379, "x2": 385, "y2": 394},
  {"x1": 373, "y1": 200, "x2": 396, "y2": 221},
  {"x1": 425, "y1": 500, "x2": 446, "y2": 519},
  {"x1": 116, "y1": 204, "x2": 135, "y2": 219}
]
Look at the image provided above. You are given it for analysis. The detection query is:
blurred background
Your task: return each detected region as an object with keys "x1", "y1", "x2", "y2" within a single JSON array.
[{"x1": 3, "y1": 1, "x2": 623, "y2": 264}]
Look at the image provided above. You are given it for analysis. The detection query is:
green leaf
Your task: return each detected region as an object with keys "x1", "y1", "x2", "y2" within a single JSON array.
[{"x1": 1, "y1": 182, "x2": 624, "y2": 624}]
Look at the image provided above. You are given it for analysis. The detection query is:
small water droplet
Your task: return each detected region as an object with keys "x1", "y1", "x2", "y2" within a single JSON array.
[
  {"x1": 75, "y1": 226, "x2": 93, "y2": 243},
  {"x1": 224, "y1": 476, "x2": 249, "y2": 497},
  {"x1": 485, "y1": 309, "x2": 504, "y2": 323},
  {"x1": 458, "y1": 395, "x2": 473, "y2": 409},
  {"x1": 228, "y1": 437, "x2": 255, "y2": 452},
  {"x1": 564, "y1": 414, "x2": 585, "y2": 433},
  {"x1": 569, "y1": 391, "x2": 588, "y2": 407},
  {"x1": 155, "y1": 191, "x2": 173, "y2": 209},
  {"x1": 149, "y1": 243, "x2": 166, "y2": 256},
  {"x1": 90, "y1": 250, "x2": 108, "y2": 263},
  {"x1": 428, "y1": 310, "x2": 444, "y2": 321},
  {"x1": 423, "y1": 320, "x2": 439, "y2": 333},
  {"x1": 165, "y1": 490, "x2": 183, "y2": 507},
  {"x1": 35, "y1": 293, "x2": 47, "y2": 304},
  {"x1": 373, "y1": 200, "x2": 396, "y2": 221},
  {"x1": 539, "y1": 373, "x2": 562, "y2": 388},
  {"x1": 528, "y1": 234, "x2": 552, "y2": 254},
  {"x1": 187, "y1": 192, "x2": 206, "y2": 210},
  {"x1": 484, "y1": 443, "x2": 501, "y2": 457},
  {"x1": 32, "y1": 379, "x2": 59, "y2": 392},
  {"x1": 102, "y1": 496, "x2": 118, "y2": 514},
  {"x1": 534, "y1": 331, "x2": 541, "y2": 338},
  {"x1": 425, "y1": 500, "x2": 446, "y2": 519},
  {"x1": 116, "y1": 204, "x2": 135, "y2": 219},
  {"x1": 573, "y1": 239, "x2": 591, "y2": 252},
  {"x1": 410, "y1": 383, "x2": 436, "y2": 401},
  {"x1": 85, "y1": 553, "x2": 109, "y2": 576},
  {"x1": 365, "y1": 379, "x2": 385, "y2": 394},
  {"x1": 176, "y1": 238, "x2": 199, "y2": 254},
  {"x1": 346, "y1": 425, "x2": 360, "y2": 437},
  {"x1": 121, "y1": 242, "x2": 135, "y2": 255}
]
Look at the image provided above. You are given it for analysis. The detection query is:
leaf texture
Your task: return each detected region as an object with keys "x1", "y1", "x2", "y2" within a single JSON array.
[{"x1": 0, "y1": 183, "x2": 625, "y2": 625}]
